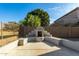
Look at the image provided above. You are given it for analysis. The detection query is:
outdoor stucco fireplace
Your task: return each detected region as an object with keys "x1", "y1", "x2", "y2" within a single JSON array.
[
  {"x1": 35, "y1": 28, "x2": 44, "y2": 42},
  {"x1": 27, "y1": 27, "x2": 52, "y2": 42},
  {"x1": 18, "y1": 27, "x2": 52, "y2": 46},
  {"x1": 28, "y1": 27, "x2": 44, "y2": 42}
]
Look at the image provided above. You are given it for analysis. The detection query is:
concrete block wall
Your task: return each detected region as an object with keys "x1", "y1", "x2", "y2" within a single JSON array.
[
  {"x1": 62, "y1": 39, "x2": 79, "y2": 51},
  {"x1": 19, "y1": 25, "x2": 79, "y2": 39},
  {"x1": 49, "y1": 27, "x2": 79, "y2": 38},
  {"x1": 44, "y1": 37, "x2": 79, "y2": 52},
  {"x1": 44, "y1": 37, "x2": 61, "y2": 46}
]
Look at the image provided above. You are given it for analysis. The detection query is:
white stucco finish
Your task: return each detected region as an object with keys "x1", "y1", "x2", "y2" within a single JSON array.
[
  {"x1": 62, "y1": 40, "x2": 79, "y2": 51},
  {"x1": 44, "y1": 37, "x2": 79, "y2": 52},
  {"x1": 44, "y1": 37, "x2": 62, "y2": 46}
]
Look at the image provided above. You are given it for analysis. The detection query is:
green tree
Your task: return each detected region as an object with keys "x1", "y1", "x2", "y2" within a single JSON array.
[
  {"x1": 20, "y1": 14, "x2": 41, "y2": 28},
  {"x1": 33, "y1": 15, "x2": 41, "y2": 27},
  {"x1": 19, "y1": 19, "x2": 28, "y2": 26},
  {"x1": 27, "y1": 9, "x2": 50, "y2": 26},
  {"x1": 20, "y1": 9, "x2": 50, "y2": 27}
]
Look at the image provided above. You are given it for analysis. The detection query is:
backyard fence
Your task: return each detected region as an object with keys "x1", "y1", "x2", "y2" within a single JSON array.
[
  {"x1": 18, "y1": 25, "x2": 35, "y2": 38},
  {"x1": 19, "y1": 25, "x2": 79, "y2": 38},
  {"x1": 49, "y1": 26, "x2": 79, "y2": 38}
]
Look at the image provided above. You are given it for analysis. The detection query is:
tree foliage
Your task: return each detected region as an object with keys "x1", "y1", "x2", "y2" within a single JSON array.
[
  {"x1": 33, "y1": 15, "x2": 41, "y2": 27},
  {"x1": 27, "y1": 9, "x2": 50, "y2": 26},
  {"x1": 20, "y1": 9, "x2": 50, "y2": 27},
  {"x1": 20, "y1": 14, "x2": 41, "y2": 28}
]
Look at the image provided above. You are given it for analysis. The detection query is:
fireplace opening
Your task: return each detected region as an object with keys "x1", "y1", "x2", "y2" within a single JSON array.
[{"x1": 38, "y1": 31, "x2": 42, "y2": 37}]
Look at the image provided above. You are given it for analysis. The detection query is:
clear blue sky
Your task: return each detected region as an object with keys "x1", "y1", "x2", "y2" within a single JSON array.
[{"x1": 0, "y1": 3, "x2": 79, "y2": 24}]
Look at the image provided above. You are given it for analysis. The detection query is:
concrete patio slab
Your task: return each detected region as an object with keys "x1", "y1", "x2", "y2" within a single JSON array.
[{"x1": 7, "y1": 42, "x2": 60, "y2": 56}]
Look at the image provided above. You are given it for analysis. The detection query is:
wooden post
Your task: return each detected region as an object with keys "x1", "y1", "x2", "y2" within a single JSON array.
[{"x1": 1, "y1": 21, "x2": 3, "y2": 40}]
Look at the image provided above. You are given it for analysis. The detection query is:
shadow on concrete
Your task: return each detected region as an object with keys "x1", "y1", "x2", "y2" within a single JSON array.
[
  {"x1": 39, "y1": 46, "x2": 79, "y2": 56},
  {"x1": 38, "y1": 40, "x2": 79, "y2": 56}
]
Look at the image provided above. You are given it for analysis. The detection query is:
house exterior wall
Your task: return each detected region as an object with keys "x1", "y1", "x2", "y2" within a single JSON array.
[
  {"x1": 76, "y1": 9, "x2": 79, "y2": 19},
  {"x1": 55, "y1": 8, "x2": 79, "y2": 25}
]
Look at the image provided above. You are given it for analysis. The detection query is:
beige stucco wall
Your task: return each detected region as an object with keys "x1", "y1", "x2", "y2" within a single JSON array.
[{"x1": 55, "y1": 8, "x2": 79, "y2": 25}]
